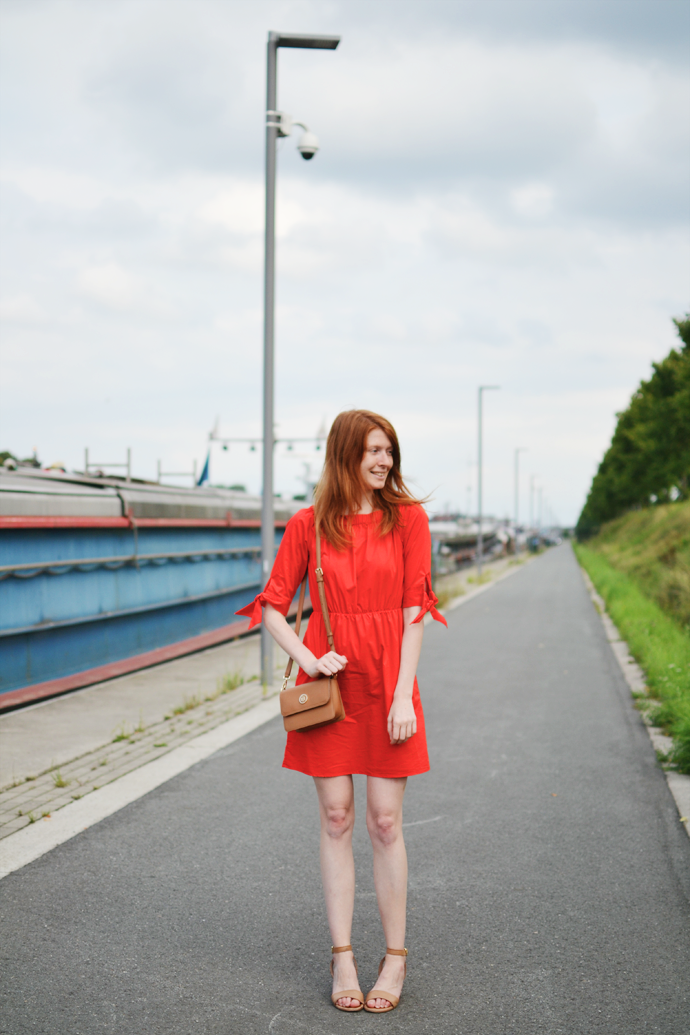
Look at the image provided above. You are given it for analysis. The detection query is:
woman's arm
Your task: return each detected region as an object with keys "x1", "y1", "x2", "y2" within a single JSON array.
[
  {"x1": 387, "y1": 605, "x2": 423, "y2": 745},
  {"x1": 263, "y1": 603, "x2": 348, "y2": 680}
]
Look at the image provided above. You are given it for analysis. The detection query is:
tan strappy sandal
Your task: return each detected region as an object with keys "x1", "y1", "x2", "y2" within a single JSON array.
[
  {"x1": 330, "y1": 944, "x2": 364, "y2": 1012},
  {"x1": 363, "y1": 947, "x2": 408, "y2": 1013}
]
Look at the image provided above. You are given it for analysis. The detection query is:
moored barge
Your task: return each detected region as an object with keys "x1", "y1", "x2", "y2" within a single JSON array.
[{"x1": 0, "y1": 469, "x2": 301, "y2": 709}]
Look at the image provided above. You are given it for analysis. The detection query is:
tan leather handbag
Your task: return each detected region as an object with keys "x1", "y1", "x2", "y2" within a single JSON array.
[{"x1": 279, "y1": 523, "x2": 346, "y2": 732}]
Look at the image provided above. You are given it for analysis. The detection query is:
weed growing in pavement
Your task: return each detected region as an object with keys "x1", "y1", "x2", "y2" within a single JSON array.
[
  {"x1": 215, "y1": 669, "x2": 245, "y2": 696},
  {"x1": 25, "y1": 775, "x2": 36, "y2": 782},
  {"x1": 173, "y1": 695, "x2": 202, "y2": 715},
  {"x1": 161, "y1": 668, "x2": 252, "y2": 722},
  {"x1": 467, "y1": 572, "x2": 493, "y2": 586},
  {"x1": 27, "y1": 812, "x2": 36, "y2": 823},
  {"x1": 153, "y1": 742, "x2": 168, "y2": 748},
  {"x1": 135, "y1": 711, "x2": 145, "y2": 733},
  {"x1": 576, "y1": 543, "x2": 690, "y2": 774},
  {"x1": 41, "y1": 811, "x2": 50, "y2": 818},
  {"x1": 17, "y1": 809, "x2": 22, "y2": 816},
  {"x1": 71, "y1": 794, "x2": 82, "y2": 800},
  {"x1": 112, "y1": 724, "x2": 129, "y2": 743},
  {"x1": 52, "y1": 770, "x2": 69, "y2": 788}
]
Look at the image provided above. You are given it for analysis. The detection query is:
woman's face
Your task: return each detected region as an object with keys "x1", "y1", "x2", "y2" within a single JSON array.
[{"x1": 360, "y1": 428, "x2": 394, "y2": 494}]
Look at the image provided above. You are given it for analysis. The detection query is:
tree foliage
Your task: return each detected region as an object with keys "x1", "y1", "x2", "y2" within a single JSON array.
[{"x1": 576, "y1": 316, "x2": 690, "y2": 539}]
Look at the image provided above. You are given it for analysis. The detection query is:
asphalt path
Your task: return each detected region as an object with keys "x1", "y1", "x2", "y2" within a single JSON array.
[{"x1": 2, "y1": 545, "x2": 689, "y2": 1035}]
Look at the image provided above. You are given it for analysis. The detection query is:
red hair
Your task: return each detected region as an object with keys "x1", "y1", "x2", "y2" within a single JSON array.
[{"x1": 313, "y1": 409, "x2": 423, "y2": 549}]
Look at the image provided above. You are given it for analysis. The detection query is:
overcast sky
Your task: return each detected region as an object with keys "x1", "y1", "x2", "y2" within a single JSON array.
[{"x1": 1, "y1": 0, "x2": 689, "y2": 524}]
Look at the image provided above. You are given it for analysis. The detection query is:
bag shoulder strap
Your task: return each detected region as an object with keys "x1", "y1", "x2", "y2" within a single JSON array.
[
  {"x1": 314, "y1": 523, "x2": 336, "y2": 652},
  {"x1": 282, "y1": 515, "x2": 335, "y2": 689}
]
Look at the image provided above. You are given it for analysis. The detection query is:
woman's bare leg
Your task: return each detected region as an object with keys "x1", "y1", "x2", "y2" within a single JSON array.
[
  {"x1": 313, "y1": 775, "x2": 361, "y2": 1008},
  {"x1": 366, "y1": 775, "x2": 408, "y2": 1010}
]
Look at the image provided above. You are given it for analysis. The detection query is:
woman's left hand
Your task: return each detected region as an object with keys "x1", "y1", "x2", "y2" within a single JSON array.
[{"x1": 387, "y1": 695, "x2": 417, "y2": 745}]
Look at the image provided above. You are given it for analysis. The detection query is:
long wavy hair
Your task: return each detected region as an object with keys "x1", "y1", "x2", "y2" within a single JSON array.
[{"x1": 313, "y1": 409, "x2": 423, "y2": 549}]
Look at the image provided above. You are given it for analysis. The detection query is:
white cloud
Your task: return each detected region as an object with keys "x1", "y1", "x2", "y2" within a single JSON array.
[
  {"x1": 511, "y1": 184, "x2": 555, "y2": 219},
  {"x1": 0, "y1": 293, "x2": 45, "y2": 324},
  {"x1": 77, "y1": 262, "x2": 141, "y2": 309},
  {"x1": 197, "y1": 183, "x2": 263, "y2": 235}
]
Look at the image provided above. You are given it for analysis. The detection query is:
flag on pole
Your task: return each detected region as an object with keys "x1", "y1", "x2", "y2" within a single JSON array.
[{"x1": 197, "y1": 451, "x2": 210, "y2": 486}]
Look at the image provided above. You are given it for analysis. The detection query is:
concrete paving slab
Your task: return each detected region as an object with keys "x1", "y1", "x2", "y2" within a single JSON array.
[{"x1": 0, "y1": 624, "x2": 299, "y2": 787}]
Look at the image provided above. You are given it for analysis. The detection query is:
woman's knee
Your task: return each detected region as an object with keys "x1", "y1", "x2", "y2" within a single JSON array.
[
  {"x1": 366, "y1": 809, "x2": 401, "y2": 846},
  {"x1": 322, "y1": 802, "x2": 355, "y2": 840}
]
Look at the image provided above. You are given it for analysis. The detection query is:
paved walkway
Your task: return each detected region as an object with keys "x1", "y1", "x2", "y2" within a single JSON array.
[
  {"x1": 0, "y1": 628, "x2": 294, "y2": 840},
  {"x1": 0, "y1": 628, "x2": 284, "y2": 787},
  {"x1": 1, "y1": 545, "x2": 688, "y2": 1033},
  {"x1": 0, "y1": 554, "x2": 520, "y2": 839}
]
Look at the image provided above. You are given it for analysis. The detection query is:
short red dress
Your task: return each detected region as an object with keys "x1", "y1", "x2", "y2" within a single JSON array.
[{"x1": 236, "y1": 504, "x2": 446, "y2": 778}]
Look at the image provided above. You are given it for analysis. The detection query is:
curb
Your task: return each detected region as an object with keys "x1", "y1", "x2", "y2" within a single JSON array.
[
  {"x1": 0, "y1": 696, "x2": 282, "y2": 880},
  {"x1": 579, "y1": 565, "x2": 690, "y2": 837}
]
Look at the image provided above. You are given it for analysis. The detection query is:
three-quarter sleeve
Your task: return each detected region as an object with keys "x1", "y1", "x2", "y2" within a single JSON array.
[
  {"x1": 235, "y1": 509, "x2": 310, "y2": 629},
  {"x1": 401, "y1": 505, "x2": 448, "y2": 627}
]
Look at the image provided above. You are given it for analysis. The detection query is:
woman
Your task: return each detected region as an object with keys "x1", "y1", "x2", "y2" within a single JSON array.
[{"x1": 236, "y1": 409, "x2": 446, "y2": 1013}]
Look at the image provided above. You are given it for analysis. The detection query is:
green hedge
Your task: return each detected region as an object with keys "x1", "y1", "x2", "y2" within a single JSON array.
[{"x1": 575, "y1": 543, "x2": 690, "y2": 774}]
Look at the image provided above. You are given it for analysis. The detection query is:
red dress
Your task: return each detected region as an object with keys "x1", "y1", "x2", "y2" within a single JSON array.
[{"x1": 236, "y1": 504, "x2": 446, "y2": 778}]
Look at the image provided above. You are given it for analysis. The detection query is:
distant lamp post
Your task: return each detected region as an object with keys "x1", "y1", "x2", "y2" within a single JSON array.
[
  {"x1": 476, "y1": 385, "x2": 500, "y2": 579},
  {"x1": 514, "y1": 447, "x2": 527, "y2": 553},
  {"x1": 530, "y1": 474, "x2": 538, "y2": 529},
  {"x1": 261, "y1": 31, "x2": 340, "y2": 689},
  {"x1": 538, "y1": 487, "x2": 543, "y2": 531}
]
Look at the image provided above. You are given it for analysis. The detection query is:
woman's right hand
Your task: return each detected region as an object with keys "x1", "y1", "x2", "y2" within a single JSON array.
[{"x1": 304, "y1": 651, "x2": 348, "y2": 679}]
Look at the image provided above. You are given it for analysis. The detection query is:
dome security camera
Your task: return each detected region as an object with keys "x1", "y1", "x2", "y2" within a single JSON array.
[{"x1": 297, "y1": 130, "x2": 319, "y2": 160}]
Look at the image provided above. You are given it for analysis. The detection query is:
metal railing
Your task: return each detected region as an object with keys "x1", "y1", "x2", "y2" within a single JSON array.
[{"x1": 0, "y1": 546, "x2": 261, "y2": 580}]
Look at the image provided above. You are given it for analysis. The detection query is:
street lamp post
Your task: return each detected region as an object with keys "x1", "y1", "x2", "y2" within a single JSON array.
[
  {"x1": 538, "y1": 487, "x2": 543, "y2": 531},
  {"x1": 261, "y1": 31, "x2": 340, "y2": 689},
  {"x1": 476, "y1": 385, "x2": 500, "y2": 579},
  {"x1": 514, "y1": 447, "x2": 527, "y2": 554},
  {"x1": 530, "y1": 474, "x2": 537, "y2": 529}
]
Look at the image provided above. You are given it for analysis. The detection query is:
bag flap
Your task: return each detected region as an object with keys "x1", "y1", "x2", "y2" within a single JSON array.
[{"x1": 280, "y1": 678, "x2": 335, "y2": 717}]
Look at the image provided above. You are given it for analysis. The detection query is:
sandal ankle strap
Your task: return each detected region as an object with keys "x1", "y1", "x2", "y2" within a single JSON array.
[
  {"x1": 331, "y1": 944, "x2": 353, "y2": 953},
  {"x1": 385, "y1": 947, "x2": 408, "y2": 956}
]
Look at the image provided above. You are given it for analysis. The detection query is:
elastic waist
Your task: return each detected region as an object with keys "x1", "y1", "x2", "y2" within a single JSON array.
[{"x1": 316, "y1": 607, "x2": 401, "y2": 617}]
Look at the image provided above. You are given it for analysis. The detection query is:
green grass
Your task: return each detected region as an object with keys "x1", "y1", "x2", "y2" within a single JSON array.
[
  {"x1": 216, "y1": 669, "x2": 245, "y2": 694},
  {"x1": 584, "y1": 502, "x2": 690, "y2": 632},
  {"x1": 466, "y1": 571, "x2": 493, "y2": 586},
  {"x1": 173, "y1": 694, "x2": 202, "y2": 715},
  {"x1": 575, "y1": 543, "x2": 690, "y2": 773}
]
